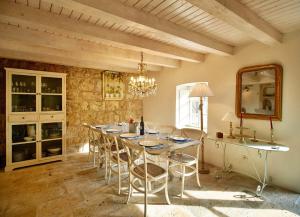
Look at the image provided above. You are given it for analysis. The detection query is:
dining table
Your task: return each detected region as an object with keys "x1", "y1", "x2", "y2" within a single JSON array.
[{"x1": 93, "y1": 123, "x2": 201, "y2": 154}]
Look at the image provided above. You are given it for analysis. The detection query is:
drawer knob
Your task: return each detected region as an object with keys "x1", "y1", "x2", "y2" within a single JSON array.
[
  {"x1": 22, "y1": 117, "x2": 25, "y2": 119},
  {"x1": 51, "y1": 115, "x2": 54, "y2": 118}
]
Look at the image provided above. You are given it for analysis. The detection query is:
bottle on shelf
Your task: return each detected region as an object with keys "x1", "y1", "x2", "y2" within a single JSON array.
[{"x1": 140, "y1": 116, "x2": 145, "y2": 135}]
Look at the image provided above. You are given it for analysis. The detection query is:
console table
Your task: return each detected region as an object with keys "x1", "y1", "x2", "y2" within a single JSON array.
[{"x1": 207, "y1": 136, "x2": 289, "y2": 196}]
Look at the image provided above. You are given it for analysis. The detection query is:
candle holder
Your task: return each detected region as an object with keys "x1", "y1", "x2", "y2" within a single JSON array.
[
  {"x1": 227, "y1": 121, "x2": 235, "y2": 139},
  {"x1": 268, "y1": 128, "x2": 275, "y2": 144},
  {"x1": 236, "y1": 126, "x2": 249, "y2": 143},
  {"x1": 251, "y1": 130, "x2": 258, "y2": 142}
]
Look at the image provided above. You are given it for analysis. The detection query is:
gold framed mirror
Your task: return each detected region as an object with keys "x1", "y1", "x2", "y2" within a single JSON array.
[{"x1": 236, "y1": 64, "x2": 283, "y2": 120}]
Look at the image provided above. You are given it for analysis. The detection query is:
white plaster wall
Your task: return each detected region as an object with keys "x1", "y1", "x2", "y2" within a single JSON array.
[{"x1": 143, "y1": 31, "x2": 300, "y2": 193}]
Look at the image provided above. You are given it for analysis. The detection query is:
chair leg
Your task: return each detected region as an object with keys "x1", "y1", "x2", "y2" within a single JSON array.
[
  {"x1": 181, "y1": 165, "x2": 185, "y2": 198},
  {"x1": 104, "y1": 152, "x2": 108, "y2": 181},
  {"x1": 165, "y1": 176, "x2": 171, "y2": 205},
  {"x1": 107, "y1": 161, "x2": 112, "y2": 184},
  {"x1": 126, "y1": 174, "x2": 132, "y2": 204},
  {"x1": 196, "y1": 162, "x2": 201, "y2": 188},
  {"x1": 93, "y1": 149, "x2": 96, "y2": 167},
  {"x1": 148, "y1": 181, "x2": 152, "y2": 192},
  {"x1": 118, "y1": 164, "x2": 122, "y2": 195},
  {"x1": 144, "y1": 181, "x2": 148, "y2": 217}
]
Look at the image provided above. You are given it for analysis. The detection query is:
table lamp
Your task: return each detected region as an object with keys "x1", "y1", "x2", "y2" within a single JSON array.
[
  {"x1": 189, "y1": 83, "x2": 214, "y2": 174},
  {"x1": 222, "y1": 112, "x2": 237, "y2": 139}
]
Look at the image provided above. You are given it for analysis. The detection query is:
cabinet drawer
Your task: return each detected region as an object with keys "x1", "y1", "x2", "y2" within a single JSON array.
[
  {"x1": 39, "y1": 114, "x2": 65, "y2": 122},
  {"x1": 8, "y1": 115, "x2": 38, "y2": 122}
]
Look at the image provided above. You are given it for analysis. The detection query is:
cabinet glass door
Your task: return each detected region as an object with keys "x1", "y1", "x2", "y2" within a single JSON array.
[
  {"x1": 11, "y1": 124, "x2": 37, "y2": 163},
  {"x1": 41, "y1": 122, "x2": 63, "y2": 158},
  {"x1": 41, "y1": 77, "x2": 63, "y2": 112},
  {"x1": 11, "y1": 74, "x2": 36, "y2": 112}
]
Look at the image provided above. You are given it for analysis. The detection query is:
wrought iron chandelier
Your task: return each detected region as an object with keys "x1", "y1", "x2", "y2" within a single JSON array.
[{"x1": 128, "y1": 52, "x2": 157, "y2": 97}]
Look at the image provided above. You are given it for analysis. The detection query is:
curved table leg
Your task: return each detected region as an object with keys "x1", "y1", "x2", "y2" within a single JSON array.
[{"x1": 256, "y1": 151, "x2": 269, "y2": 197}]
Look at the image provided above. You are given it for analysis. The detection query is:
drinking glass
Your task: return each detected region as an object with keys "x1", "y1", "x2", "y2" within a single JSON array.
[{"x1": 15, "y1": 81, "x2": 19, "y2": 92}]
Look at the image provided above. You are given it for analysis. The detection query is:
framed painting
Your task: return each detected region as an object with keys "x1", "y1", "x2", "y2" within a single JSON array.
[{"x1": 102, "y1": 71, "x2": 125, "y2": 100}]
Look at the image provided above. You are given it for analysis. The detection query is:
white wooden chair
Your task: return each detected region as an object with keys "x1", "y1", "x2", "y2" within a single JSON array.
[
  {"x1": 122, "y1": 139, "x2": 170, "y2": 217},
  {"x1": 90, "y1": 127, "x2": 108, "y2": 173},
  {"x1": 159, "y1": 124, "x2": 177, "y2": 135},
  {"x1": 103, "y1": 133, "x2": 128, "y2": 195},
  {"x1": 168, "y1": 128, "x2": 205, "y2": 197},
  {"x1": 82, "y1": 123, "x2": 99, "y2": 167}
]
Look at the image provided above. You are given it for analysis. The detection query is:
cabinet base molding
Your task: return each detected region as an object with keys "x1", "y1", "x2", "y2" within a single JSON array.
[{"x1": 5, "y1": 156, "x2": 64, "y2": 171}]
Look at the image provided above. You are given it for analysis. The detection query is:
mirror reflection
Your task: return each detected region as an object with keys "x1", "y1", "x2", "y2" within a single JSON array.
[{"x1": 241, "y1": 69, "x2": 275, "y2": 115}]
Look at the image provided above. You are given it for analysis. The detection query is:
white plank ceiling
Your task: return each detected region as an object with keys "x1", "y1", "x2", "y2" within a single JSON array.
[{"x1": 0, "y1": 0, "x2": 300, "y2": 72}]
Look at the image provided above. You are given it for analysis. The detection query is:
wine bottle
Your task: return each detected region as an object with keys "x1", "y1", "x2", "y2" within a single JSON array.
[{"x1": 140, "y1": 116, "x2": 144, "y2": 135}]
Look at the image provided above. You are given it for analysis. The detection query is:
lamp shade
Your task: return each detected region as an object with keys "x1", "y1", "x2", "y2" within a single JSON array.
[
  {"x1": 222, "y1": 112, "x2": 238, "y2": 122},
  {"x1": 189, "y1": 83, "x2": 214, "y2": 97}
]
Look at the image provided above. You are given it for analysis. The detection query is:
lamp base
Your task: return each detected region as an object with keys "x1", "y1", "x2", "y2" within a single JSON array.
[{"x1": 227, "y1": 134, "x2": 235, "y2": 139}]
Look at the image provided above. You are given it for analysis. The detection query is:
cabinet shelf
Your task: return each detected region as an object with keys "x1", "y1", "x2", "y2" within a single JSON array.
[
  {"x1": 12, "y1": 140, "x2": 37, "y2": 145},
  {"x1": 41, "y1": 93, "x2": 63, "y2": 96},
  {"x1": 12, "y1": 92, "x2": 36, "y2": 95},
  {"x1": 41, "y1": 138, "x2": 62, "y2": 142}
]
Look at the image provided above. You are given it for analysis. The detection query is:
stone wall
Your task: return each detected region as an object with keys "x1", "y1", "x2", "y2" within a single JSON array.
[
  {"x1": 66, "y1": 67, "x2": 143, "y2": 153},
  {"x1": 0, "y1": 58, "x2": 143, "y2": 166}
]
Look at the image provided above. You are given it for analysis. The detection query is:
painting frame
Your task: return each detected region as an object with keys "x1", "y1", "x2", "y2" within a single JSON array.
[{"x1": 102, "y1": 70, "x2": 125, "y2": 100}]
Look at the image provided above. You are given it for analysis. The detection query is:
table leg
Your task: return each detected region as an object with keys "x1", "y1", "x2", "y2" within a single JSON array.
[
  {"x1": 256, "y1": 151, "x2": 269, "y2": 197},
  {"x1": 215, "y1": 142, "x2": 232, "y2": 179}
]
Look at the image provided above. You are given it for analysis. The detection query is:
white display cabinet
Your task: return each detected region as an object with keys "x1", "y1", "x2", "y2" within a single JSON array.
[{"x1": 5, "y1": 68, "x2": 66, "y2": 171}]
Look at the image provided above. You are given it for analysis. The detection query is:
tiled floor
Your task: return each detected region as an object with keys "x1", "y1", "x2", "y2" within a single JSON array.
[{"x1": 0, "y1": 153, "x2": 299, "y2": 217}]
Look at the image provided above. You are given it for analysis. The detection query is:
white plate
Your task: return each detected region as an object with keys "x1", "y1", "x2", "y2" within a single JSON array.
[
  {"x1": 106, "y1": 128, "x2": 120, "y2": 133},
  {"x1": 95, "y1": 125, "x2": 107, "y2": 129},
  {"x1": 139, "y1": 140, "x2": 160, "y2": 147},
  {"x1": 24, "y1": 137, "x2": 33, "y2": 141},
  {"x1": 120, "y1": 133, "x2": 138, "y2": 139},
  {"x1": 147, "y1": 129, "x2": 159, "y2": 134},
  {"x1": 170, "y1": 136, "x2": 186, "y2": 141}
]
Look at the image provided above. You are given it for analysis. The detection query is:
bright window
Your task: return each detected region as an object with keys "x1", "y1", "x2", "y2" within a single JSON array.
[{"x1": 176, "y1": 82, "x2": 208, "y2": 132}]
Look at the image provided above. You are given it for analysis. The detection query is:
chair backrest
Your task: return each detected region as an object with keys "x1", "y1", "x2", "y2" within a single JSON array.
[
  {"x1": 82, "y1": 123, "x2": 93, "y2": 143},
  {"x1": 156, "y1": 124, "x2": 176, "y2": 135},
  {"x1": 181, "y1": 128, "x2": 206, "y2": 159},
  {"x1": 90, "y1": 126, "x2": 102, "y2": 141},
  {"x1": 103, "y1": 133, "x2": 126, "y2": 164},
  {"x1": 181, "y1": 128, "x2": 206, "y2": 140},
  {"x1": 121, "y1": 139, "x2": 148, "y2": 181},
  {"x1": 82, "y1": 123, "x2": 90, "y2": 128}
]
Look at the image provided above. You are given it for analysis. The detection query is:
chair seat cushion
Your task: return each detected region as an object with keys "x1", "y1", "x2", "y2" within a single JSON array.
[
  {"x1": 110, "y1": 144, "x2": 124, "y2": 151},
  {"x1": 169, "y1": 153, "x2": 196, "y2": 164},
  {"x1": 112, "y1": 152, "x2": 129, "y2": 162},
  {"x1": 133, "y1": 163, "x2": 166, "y2": 178}
]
